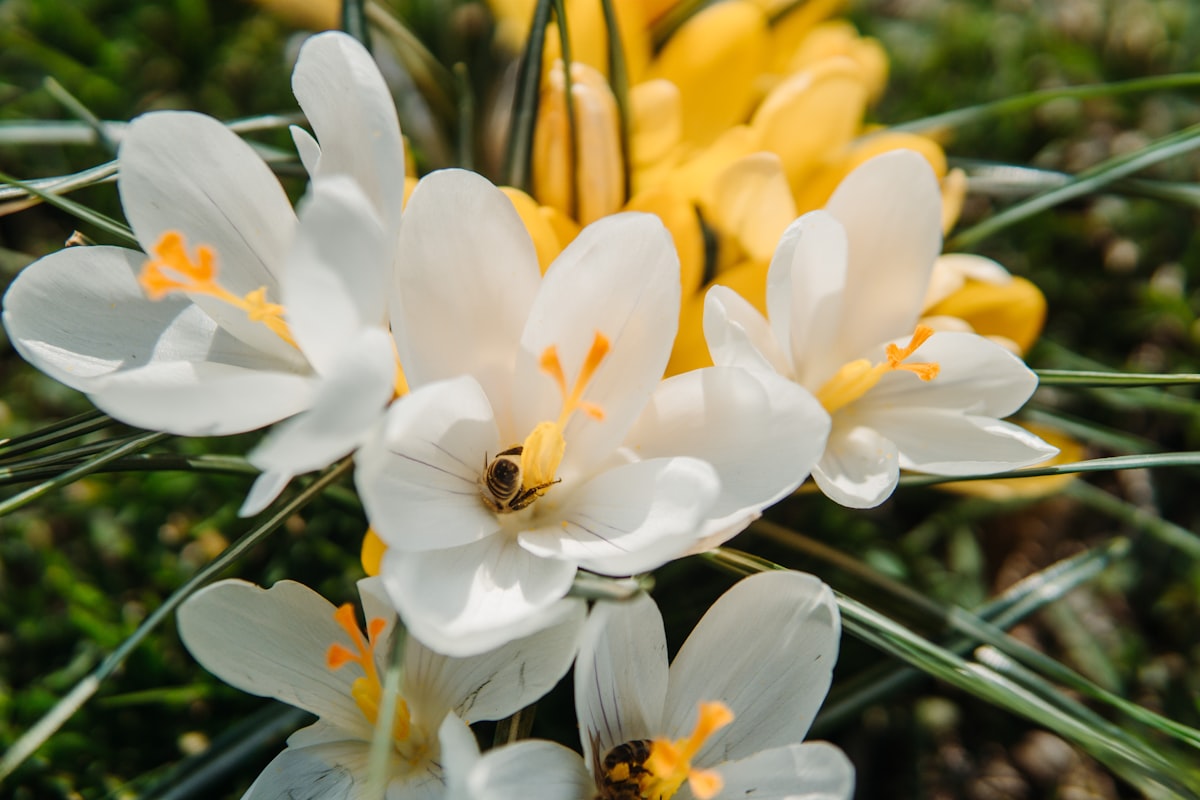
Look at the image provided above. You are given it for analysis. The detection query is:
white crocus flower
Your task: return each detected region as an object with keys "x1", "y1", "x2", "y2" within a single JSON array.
[
  {"x1": 574, "y1": 570, "x2": 853, "y2": 800},
  {"x1": 177, "y1": 577, "x2": 584, "y2": 799},
  {"x1": 704, "y1": 150, "x2": 1058, "y2": 509},
  {"x1": 354, "y1": 168, "x2": 829, "y2": 656},
  {"x1": 2, "y1": 31, "x2": 407, "y2": 515}
]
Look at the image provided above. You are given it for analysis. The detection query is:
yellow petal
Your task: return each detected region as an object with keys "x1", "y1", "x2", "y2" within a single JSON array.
[
  {"x1": 707, "y1": 152, "x2": 797, "y2": 263},
  {"x1": 250, "y1": 0, "x2": 338, "y2": 29},
  {"x1": 361, "y1": 527, "x2": 386, "y2": 577},
  {"x1": 626, "y1": 185, "x2": 705, "y2": 300},
  {"x1": 751, "y1": 58, "x2": 869, "y2": 198},
  {"x1": 939, "y1": 424, "x2": 1084, "y2": 501},
  {"x1": 791, "y1": 131, "x2": 949, "y2": 212},
  {"x1": 667, "y1": 260, "x2": 768, "y2": 376},
  {"x1": 783, "y1": 21, "x2": 889, "y2": 101},
  {"x1": 532, "y1": 60, "x2": 625, "y2": 225},
  {"x1": 925, "y1": 275, "x2": 1047, "y2": 355},
  {"x1": 647, "y1": 0, "x2": 769, "y2": 148},
  {"x1": 630, "y1": 79, "x2": 683, "y2": 172},
  {"x1": 672, "y1": 125, "x2": 759, "y2": 208},
  {"x1": 501, "y1": 186, "x2": 567, "y2": 273},
  {"x1": 765, "y1": 0, "x2": 847, "y2": 74}
]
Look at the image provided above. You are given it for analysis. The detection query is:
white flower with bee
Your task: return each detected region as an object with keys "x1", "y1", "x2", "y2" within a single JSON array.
[
  {"x1": 354, "y1": 168, "x2": 831, "y2": 657},
  {"x1": 177, "y1": 577, "x2": 585, "y2": 799}
]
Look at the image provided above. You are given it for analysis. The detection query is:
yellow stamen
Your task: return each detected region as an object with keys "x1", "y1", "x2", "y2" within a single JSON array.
[
  {"x1": 325, "y1": 603, "x2": 412, "y2": 744},
  {"x1": 639, "y1": 701, "x2": 734, "y2": 800},
  {"x1": 517, "y1": 331, "x2": 611, "y2": 499},
  {"x1": 139, "y1": 230, "x2": 298, "y2": 349},
  {"x1": 816, "y1": 325, "x2": 940, "y2": 415}
]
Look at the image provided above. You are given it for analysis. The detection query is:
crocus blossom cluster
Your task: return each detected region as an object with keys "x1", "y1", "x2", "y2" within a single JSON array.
[{"x1": 0, "y1": 15, "x2": 1063, "y2": 798}]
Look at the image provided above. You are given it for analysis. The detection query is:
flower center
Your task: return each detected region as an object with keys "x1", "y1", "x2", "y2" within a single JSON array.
[
  {"x1": 139, "y1": 231, "x2": 298, "y2": 349},
  {"x1": 325, "y1": 603, "x2": 426, "y2": 765},
  {"x1": 479, "y1": 331, "x2": 611, "y2": 513},
  {"x1": 597, "y1": 701, "x2": 733, "y2": 800},
  {"x1": 815, "y1": 325, "x2": 941, "y2": 415}
]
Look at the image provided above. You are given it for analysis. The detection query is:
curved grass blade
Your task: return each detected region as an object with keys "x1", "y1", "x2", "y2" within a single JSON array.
[
  {"x1": 0, "y1": 169, "x2": 136, "y2": 245},
  {"x1": 894, "y1": 73, "x2": 1200, "y2": 135},
  {"x1": 0, "y1": 430, "x2": 166, "y2": 517},
  {"x1": 814, "y1": 537, "x2": 1130, "y2": 733},
  {"x1": 552, "y1": 0, "x2": 580, "y2": 218},
  {"x1": 366, "y1": 622, "x2": 407, "y2": 800},
  {"x1": 568, "y1": 571, "x2": 652, "y2": 601},
  {"x1": 503, "y1": 0, "x2": 554, "y2": 190},
  {"x1": 0, "y1": 452, "x2": 260, "y2": 487},
  {"x1": 43, "y1": 76, "x2": 117, "y2": 156},
  {"x1": 366, "y1": 2, "x2": 458, "y2": 131},
  {"x1": 1067, "y1": 479, "x2": 1200, "y2": 563},
  {"x1": 341, "y1": 0, "x2": 371, "y2": 51},
  {"x1": 599, "y1": 0, "x2": 632, "y2": 203},
  {"x1": 0, "y1": 409, "x2": 110, "y2": 455},
  {"x1": 957, "y1": 159, "x2": 1200, "y2": 209},
  {"x1": 949, "y1": 122, "x2": 1200, "y2": 250},
  {"x1": 0, "y1": 457, "x2": 354, "y2": 783}
]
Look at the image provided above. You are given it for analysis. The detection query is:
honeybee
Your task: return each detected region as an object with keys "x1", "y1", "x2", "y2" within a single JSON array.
[
  {"x1": 480, "y1": 445, "x2": 559, "y2": 513},
  {"x1": 595, "y1": 739, "x2": 653, "y2": 800}
]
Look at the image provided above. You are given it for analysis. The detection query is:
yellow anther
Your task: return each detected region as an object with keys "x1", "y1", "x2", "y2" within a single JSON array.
[
  {"x1": 138, "y1": 230, "x2": 298, "y2": 350},
  {"x1": 515, "y1": 331, "x2": 612, "y2": 501},
  {"x1": 325, "y1": 604, "x2": 412, "y2": 745},
  {"x1": 816, "y1": 325, "x2": 940, "y2": 415},
  {"x1": 639, "y1": 701, "x2": 734, "y2": 800}
]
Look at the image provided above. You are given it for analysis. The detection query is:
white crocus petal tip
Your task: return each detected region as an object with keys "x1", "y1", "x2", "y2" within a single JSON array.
[
  {"x1": 702, "y1": 285, "x2": 791, "y2": 377},
  {"x1": 239, "y1": 470, "x2": 293, "y2": 517}
]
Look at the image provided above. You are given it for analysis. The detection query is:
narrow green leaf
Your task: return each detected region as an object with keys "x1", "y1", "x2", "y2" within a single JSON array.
[
  {"x1": 0, "y1": 458, "x2": 354, "y2": 782},
  {"x1": 568, "y1": 572, "x2": 652, "y2": 601},
  {"x1": 1037, "y1": 369, "x2": 1200, "y2": 387},
  {"x1": 894, "y1": 73, "x2": 1200, "y2": 134},
  {"x1": 42, "y1": 77, "x2": 117, "y2": 155},
  {"x1": 493, "y1": 704, "x2": 537, "y2": 747},
  {"x1": 0, "y1": 431, "x2": 166, "y2": 516},
  {"x1": 599, "y1": 0, "x2": 632, "y2": 203},
  {"x1": 1067, "y1": 480, "x2": 1200, "y2": 561},
  {"x1": 453, "y1": 62, "x2": 475, "y2": 171},
  {"x1": 0, "y1": 409, "x2": 110, "y2": 455},
  {"x1": 650, "y1": 0, "x2": 708, "y2": 49},
  {"x1": 341, "y1": 0, "x2": 371, "y2": 51},
  {"x1": 957, "y1": 159, "x2": 1200, "y2": 210},
  {"x1": 897, "y1": 452, "x2": 1200, "y2": 490},
  {"x1": 503, "y1": 0, "x2": 554, "y2": 189},
  {"x1": 365, "y1": 1, "x2": 458, "y2": 126},
  {"x1": 367, "y1": 622, "x2": 407, "y2": 800},
  {"x1": 949, "y1": 122, "x2": 1200, "y2": 249},
  {"x1": 552, "y1": 0, "x2": 580, "y2": 217},
  {"x1": 0, "y1": 169, "x2": 136, "y2": 245}
]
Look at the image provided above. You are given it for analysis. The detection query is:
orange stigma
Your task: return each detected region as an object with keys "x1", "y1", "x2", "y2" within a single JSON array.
[{"x1": 139, "y1": 230, "x2": 297, "y2": 349}]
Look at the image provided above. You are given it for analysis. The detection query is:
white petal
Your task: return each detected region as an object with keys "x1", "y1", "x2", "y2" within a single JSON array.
[
  {"x1": 3, "y1": 246, "x2": 213, "y2": 389},
  {"x1": 286, "y1": 176, "x2": 391, "y2": 373},
  {"x1": 402, "y1": 600, "x2": 584, "y2": 723},
  {"x1": 812, "y1": 421, "x2": 899, "y2": 509},
  {"x1": 519, "y1": 457, "x2": 719, "y2": 576},
  {"x1": 622, "y1": 367, "x2": 830, "y2": 544},
  {"x1": 664, "y1": 571, "x2": 840, "y2": 762},
  {"x1": 239, "y1": 469, "x2": 293, "y2": 517},
  {"x1": 858, "y1": 331, "x2": 1038, "y2": 418},
  {"x1": 702, "y1": 286, "x2": 792, "y2": 377},
  {"x1": 824, "y1": 150, "x2": 941, "y2": 359},
  {"x1": 869, "y1": 409, "x2": 1058, "y2": 474},
  {"x1": 176, "y1": 579, "x2": 372, "y2": 739},
  {"x1": 391, "y1": 169, "x2": 540, "y2": 432},
  {"x1": 90, "y1": 361, "x2": 315, "y2": 436},
  {"x1": 714, "y1": 742, "x2": 855, "y2": 800},
  {"x1": 242, "y1": 741, "x2": 372, "y2": 800},
  {"x1": 575, "y1": 592, "x2": 668, "y2": 775},
  {"x1": 766, "y1": 210, "x2": 849, "y2": 387},
  {"x1": 248, "y1": 327, "x2": 396, "y2": 477},
  {"x1": 290, "y1": 124, "x2": 322, "y2": 178},
  {"x1": 513, "y1": 212, "x2": 680, "y2": 478},
  {"x1": 467, "y1": 741, "x2": 592, "y2": 800},
  {"x1": 355, "y1": 376, "x2": 502, "y2": 552},
  {"x1": 440, "y1": 712, "x2": 482, "y2": 798},
  {"x1": 119, "y1": 111, "x2": 298, "y2": 360},
  {"x1": 380, "y1": 540, "x2": 578, "y2": 657},
  {"x1": 293, "y1": 31, "x2": 406, "y2": 237}
]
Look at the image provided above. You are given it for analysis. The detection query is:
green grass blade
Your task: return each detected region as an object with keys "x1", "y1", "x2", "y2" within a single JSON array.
[
  {"x1": 0, "y1": 169, "x2": 136, "y2": 245},
  {"x1": 367, "y1": 622, "x2": 407, "y2": 800},
  {"x1": 599, "y1": 0, "x2": 632, "y2": 203},
  {"x1": 1037, "y1": 369, "x2": 1200, "y2": 387},
  {"x1": 0, "y1": 431, "x2": 166, "y2": 516},
  {"x1": 0, "y1": 409, "x2": 111, "y2": 455},
  {"x1": 43, "y1": 76, "x2": 117, "y2": 156},
  {"x1": 949, "y1": 122, "x2": 1200, "y2": 250},
  {"x1": 504, "y1": 0, "x2": 554, "y2": 190},
  {"x1": 894, "y1": 73, "x2": 1200, "y2": 134},
  {"x1": 897, "y1": 452, "x2": 1200, "y2": 489},
  {"x1": 341, "y1": 0, "x2": 371, "y2": 50},
  {"x1": 0, "y1": 457, "x2": 354, "y2": 783},
  {"x1": 1067, "y1": 480, "x2": 1200, "y2": 562}
]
